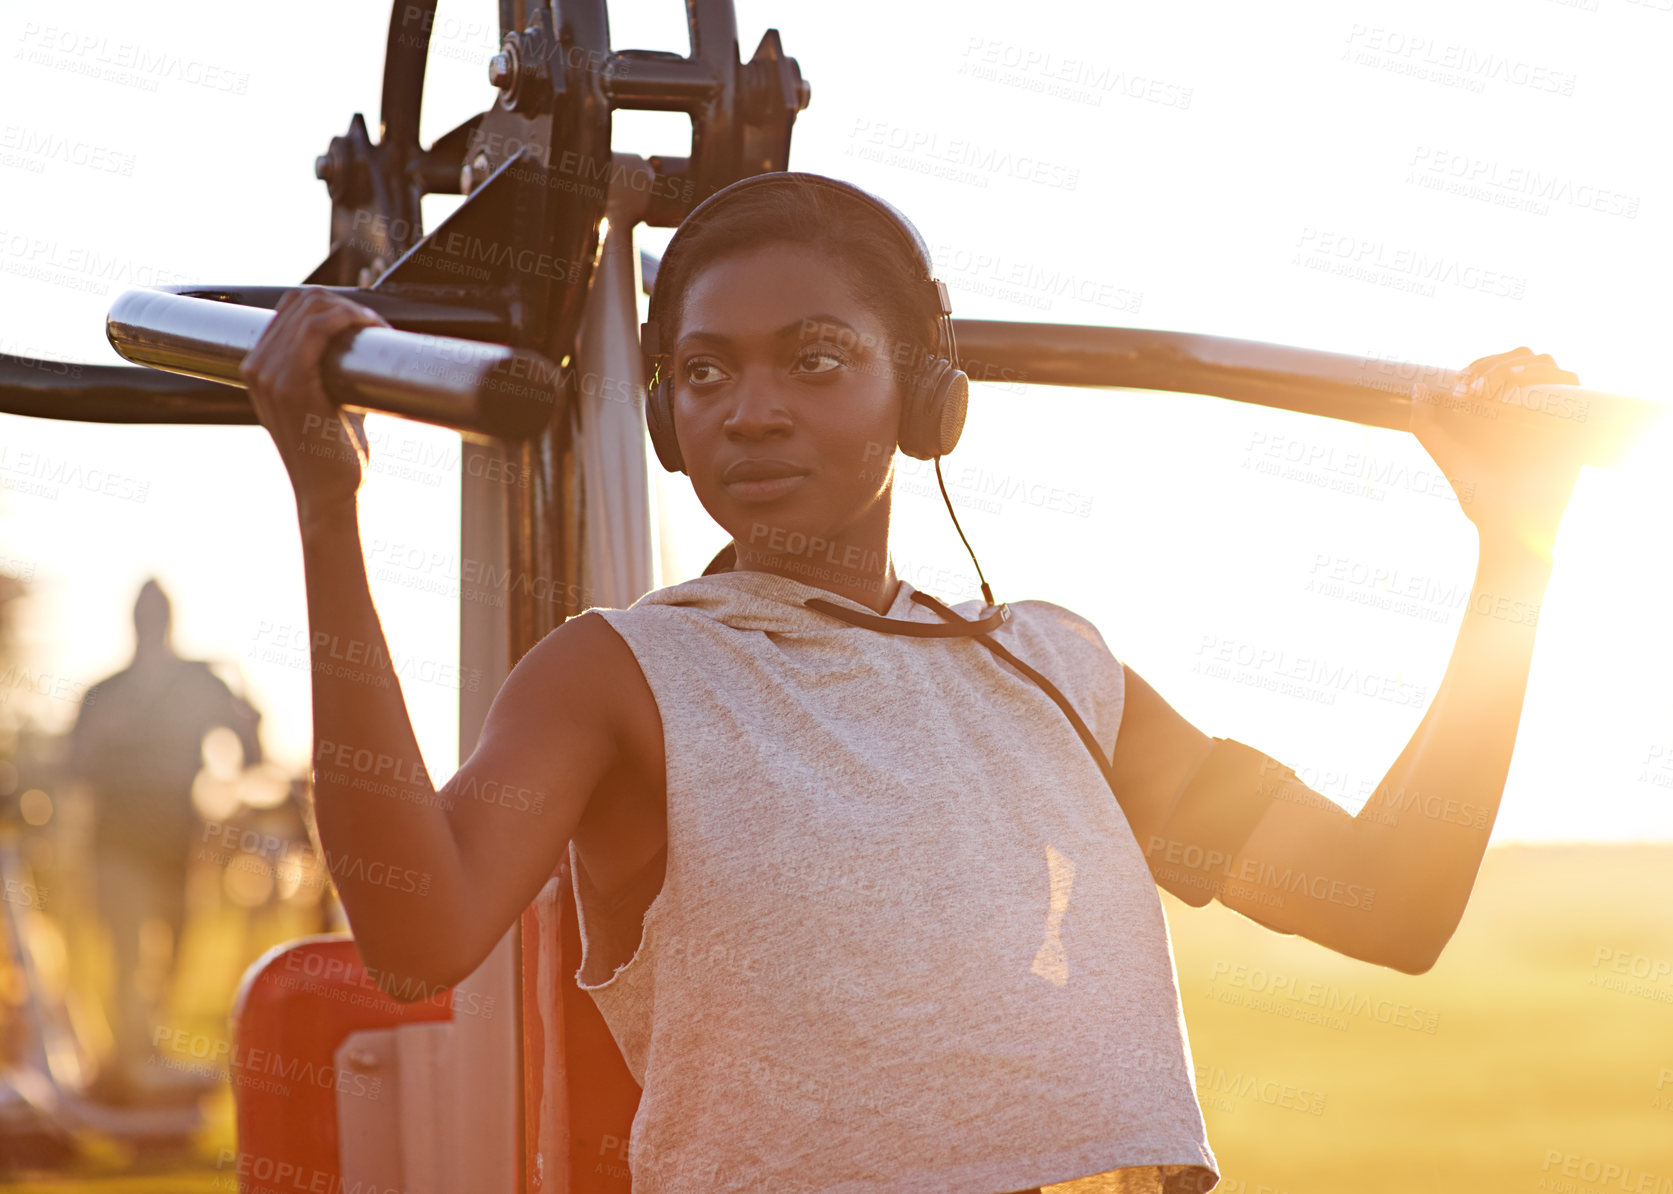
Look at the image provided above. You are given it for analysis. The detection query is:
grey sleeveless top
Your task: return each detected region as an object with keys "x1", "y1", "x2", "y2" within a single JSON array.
[{"x1": 570, "y1": 569, "x2": 1220, "y2": 1194}]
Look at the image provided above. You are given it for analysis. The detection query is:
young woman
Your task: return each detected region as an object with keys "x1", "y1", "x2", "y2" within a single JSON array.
[{"x1": 240, "y1": 172, "x2": 1585, "y2": 1194}]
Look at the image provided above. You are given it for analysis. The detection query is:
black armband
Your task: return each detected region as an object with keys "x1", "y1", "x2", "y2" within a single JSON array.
[{"x1": 1144, "y1": 737, "x2": 1297, "y2": 907}]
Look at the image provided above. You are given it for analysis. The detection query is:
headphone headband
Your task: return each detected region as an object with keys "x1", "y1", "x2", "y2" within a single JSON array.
[
  {"x1": 643, "y1": 172, "x2": 954, "y2": 372},
  {"x1": 640, "y1": 170, "x2": 969, "y2": 473}
]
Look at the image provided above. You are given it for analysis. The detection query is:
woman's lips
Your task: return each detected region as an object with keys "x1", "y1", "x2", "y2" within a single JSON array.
[
  {"x1": 723, "y1": 473, "x2": 810, "y2": 503},
  {"x1": 721, "y1": 458, "x2": 811, "y2": 503}
]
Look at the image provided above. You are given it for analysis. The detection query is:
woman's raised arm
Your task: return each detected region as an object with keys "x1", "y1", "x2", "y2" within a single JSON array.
[
  {"x1": 242, "y1": 289, "x2": 623, "y2": 999},
  {"x1": 1109, "y1": 348, "x2": 1587, "y2": 974}
]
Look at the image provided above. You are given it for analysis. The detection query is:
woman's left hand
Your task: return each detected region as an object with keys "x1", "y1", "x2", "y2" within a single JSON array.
[{"x1": 1409, "y1": 346, "x2": 1588, "y2": 555}]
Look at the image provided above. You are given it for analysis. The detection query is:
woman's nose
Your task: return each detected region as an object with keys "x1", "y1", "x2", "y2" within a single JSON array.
[{"x1": 722, "y1": 369, "x2": 793, "y2": 440}]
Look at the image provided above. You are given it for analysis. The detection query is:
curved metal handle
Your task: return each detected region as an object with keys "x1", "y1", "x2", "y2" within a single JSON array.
[{"x1": 105, "y1": 288, "x2": 560, "y2": 442}]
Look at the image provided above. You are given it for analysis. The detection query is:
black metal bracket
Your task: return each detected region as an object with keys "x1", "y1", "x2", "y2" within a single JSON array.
[{"x1": 0, "y1": 0, "x2": 810, "y2": 429}]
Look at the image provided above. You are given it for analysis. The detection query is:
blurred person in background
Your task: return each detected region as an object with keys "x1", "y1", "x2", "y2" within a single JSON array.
[{"x1": 63, "y1": 578, "x2": 263, "y2": 1105}]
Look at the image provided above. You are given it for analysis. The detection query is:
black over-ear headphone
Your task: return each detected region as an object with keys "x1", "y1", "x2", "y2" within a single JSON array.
[{"x1": 639, "y1": 172, "x2": 970, "y2": 475}]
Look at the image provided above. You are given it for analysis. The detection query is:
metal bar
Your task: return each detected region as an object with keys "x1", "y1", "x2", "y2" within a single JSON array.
[
  {"x1": 0, "y1": 355, "x2": 252, "y2": 424},
  {"x1": 953, "y1": 319, "x2": 1431, "y2": 429},
  {"x1": 2, "y1": 286, "x2": 515, "y2": 426},
  {"x1": 381, "y1": 0, "x2": 435, "y2": 155},
  {"x1": 572, "y1": 155, "x2": 658, "y2": 603},
  {"x1": 104, "y1": 289, "x2": 561, "y2": 442},
  {"x1": 603, "y1": 53, "x2": 718, "y2": 109},
  {"x1": 460, "y1": 437, "x2": 520, "y2": 1194},
  {"x1": 952, "y1": 319, "x2": 1663, "y2": 454},
  {"x1": 13, "y1": 303, "x2": 1658, "y2": 453},
  {"x1": 155, "y1": 285, "x2": 513, "y2": 339}
]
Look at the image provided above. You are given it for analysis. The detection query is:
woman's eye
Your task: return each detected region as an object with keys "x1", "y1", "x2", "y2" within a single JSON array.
[
  {"x1": 794, "y1": 346, "x2": 847, "y2": 375},
  {"x1": 683, "y1": 358, "x2": 726, "y2": 385}
]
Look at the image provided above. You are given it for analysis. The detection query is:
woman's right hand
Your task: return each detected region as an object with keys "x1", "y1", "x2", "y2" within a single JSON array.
[
  {"x1": 240, "y1": 286, "x2": 391, "y2": 522},
  {"x1": 1408, "y1": 346, "x2": 1586, "y2": 552}
]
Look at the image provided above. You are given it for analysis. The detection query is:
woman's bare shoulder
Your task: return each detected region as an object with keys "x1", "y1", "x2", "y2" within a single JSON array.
[{"x1": 514, "y1": 610, "x2": 662, "y2": 753}]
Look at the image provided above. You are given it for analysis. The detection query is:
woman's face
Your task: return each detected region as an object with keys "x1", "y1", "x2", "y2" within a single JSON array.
[{"x1": 671, "y1": 243, "x2": 904, "y2": 567}]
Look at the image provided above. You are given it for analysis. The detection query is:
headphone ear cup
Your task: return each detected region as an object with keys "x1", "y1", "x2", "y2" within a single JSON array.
[
  {"x1": 645, "y1": 376, "x2": 687, "y2": 474},
  {"x1": 898, "y1": 358, "x2": 969, "y2": 461}
]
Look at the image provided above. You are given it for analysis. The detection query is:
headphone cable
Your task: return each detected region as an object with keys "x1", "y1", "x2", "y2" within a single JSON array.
[
  {"x1": 933, "y1": 455, "x2": 996, "y2": 608},
  {"x1": 928, "y1": 308, "x2": 994, "y2": 608}
]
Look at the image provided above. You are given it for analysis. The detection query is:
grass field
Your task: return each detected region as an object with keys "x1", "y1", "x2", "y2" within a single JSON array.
[
  {"x1": 1168, "y1": 842, "x2": 1673, "y2": 1194},
  {"x1": 8, "y1": 842, "x2": 1671, "y2": 1193}
]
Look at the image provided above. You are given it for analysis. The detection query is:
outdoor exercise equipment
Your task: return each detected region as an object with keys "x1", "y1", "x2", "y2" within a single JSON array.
[{"x1": 0, "y1": 0, "x2": 1658, "y2": 1189}]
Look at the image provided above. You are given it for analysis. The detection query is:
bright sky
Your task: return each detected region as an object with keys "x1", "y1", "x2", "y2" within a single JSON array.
[{"x1": 1, "y1": 0, "x2": 1669, "y2": 842}]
